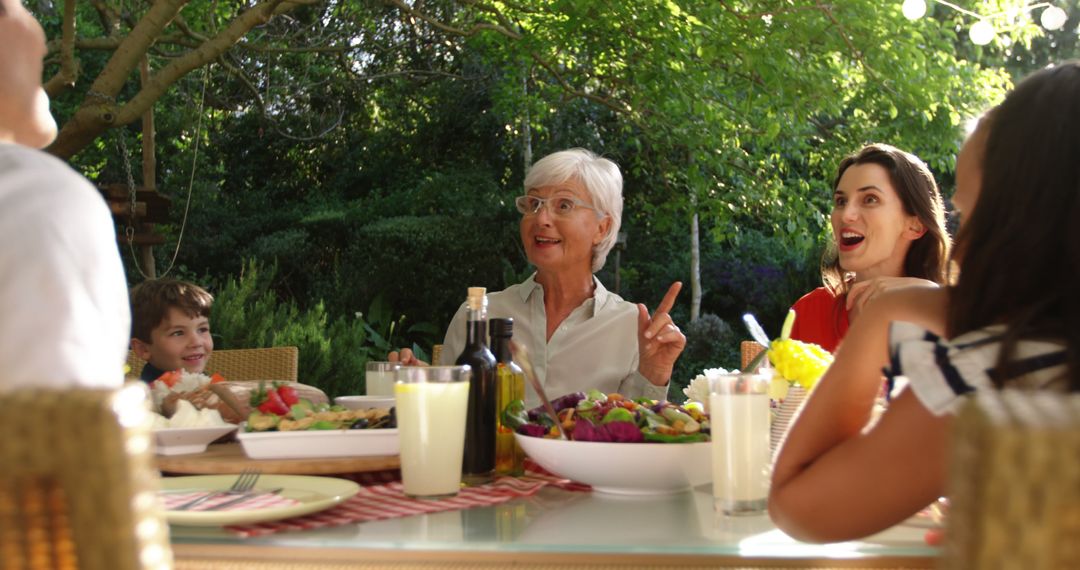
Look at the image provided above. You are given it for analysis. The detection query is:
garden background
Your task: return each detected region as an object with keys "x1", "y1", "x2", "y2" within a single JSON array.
[{"x1": 34, "y1": 0, "x2": 1078, "y2": 399}]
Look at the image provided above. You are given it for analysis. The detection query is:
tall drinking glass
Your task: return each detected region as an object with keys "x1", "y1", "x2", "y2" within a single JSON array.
[
  {"x1": 395, "y1": 365, "x2": 471, "y2": 498},
  {"x1": 709, "y1": 371, "x2": 771, "y2": 515},
  {"x1": 365, "y1": 361, "x2": 400, "y2": 396}
]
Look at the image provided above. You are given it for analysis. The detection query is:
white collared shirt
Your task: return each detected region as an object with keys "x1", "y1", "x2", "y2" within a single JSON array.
[
  {"x1": 439, "y1": 273, "x2": 668, "y2": 409},
  {"x1": 0, "y1": 143, "x2": 130, "y2": 391}
]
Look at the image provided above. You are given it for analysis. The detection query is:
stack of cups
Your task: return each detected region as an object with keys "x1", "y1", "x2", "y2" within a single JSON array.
[
  {"x1": 709, "y1": 371, "x2": 771, "y2": 515},
  {"x1": 395, "y1": 365, "x2": 471, "y2": 499}
]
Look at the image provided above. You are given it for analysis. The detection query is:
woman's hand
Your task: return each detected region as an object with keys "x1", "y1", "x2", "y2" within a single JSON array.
[
  {"x1": 636, "y1": 281, "x2": 687, "y2": 386},
  {"x1": 846, "y1": 277, "x2": 939, "y2": 314},
  {"x1": 387, "y1": 348, "x2": 428, "y2": 367}
]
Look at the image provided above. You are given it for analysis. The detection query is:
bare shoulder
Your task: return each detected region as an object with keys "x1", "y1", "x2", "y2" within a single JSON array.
[{"x1": 866, "y1": 286, "x2": 949, "y2": 335}]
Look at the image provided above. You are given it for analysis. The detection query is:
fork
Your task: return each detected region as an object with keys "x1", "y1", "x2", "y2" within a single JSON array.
[{"x1": 172, "y1": 469, "x2": 261, "y2": 511}]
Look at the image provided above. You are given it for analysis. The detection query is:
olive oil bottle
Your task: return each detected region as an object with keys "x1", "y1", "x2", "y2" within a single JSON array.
[{"x1": 490, "y1": 318, "x2": 525, "y2": 476}]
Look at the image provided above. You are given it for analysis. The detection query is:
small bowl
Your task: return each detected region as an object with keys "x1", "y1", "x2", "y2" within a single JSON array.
[
  {"x1": 334, "y1": 395, "x2": 395, "y2": 410},
  {"x1": 515, "y1": 433, "x2": 711, "y2": 495},
  {"x1": 153, "y1": 425, "x2": 238, "y2": 455}
]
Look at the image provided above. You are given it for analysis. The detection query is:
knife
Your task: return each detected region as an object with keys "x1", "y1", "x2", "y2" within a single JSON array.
[{"x1": 510, "y1": 341, "x2": 567, "y2": 440}]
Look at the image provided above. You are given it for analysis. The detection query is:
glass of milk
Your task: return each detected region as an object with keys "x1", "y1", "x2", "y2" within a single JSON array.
[
  {"x1": 395, "y1": 365, "x2": 471, "y2": 498},
  {"x1": 365, "y1": 361, "x2": 401, "y2": 396},
  {"x1": 709, "y1": 371, "x2": 772, "y2": 515}
]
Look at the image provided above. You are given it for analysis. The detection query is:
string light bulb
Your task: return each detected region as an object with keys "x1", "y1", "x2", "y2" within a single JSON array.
[
  {"x1": 1040, "y1": 6, "x2": 1068, "y2": 30},
  {"x1": 900, "y1": 1, "x2": 1069, "y2": 45},
  {"x1": 902, "y1": 0, "x2": 928, "y2": 20},
  {"x1": 969, "y1": 20, "x2": 997, "y2": 45}
]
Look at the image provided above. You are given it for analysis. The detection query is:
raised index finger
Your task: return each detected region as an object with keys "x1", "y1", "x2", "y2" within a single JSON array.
[{"x1": 653, "y1": 281, "x2": 683, "y2": 316}]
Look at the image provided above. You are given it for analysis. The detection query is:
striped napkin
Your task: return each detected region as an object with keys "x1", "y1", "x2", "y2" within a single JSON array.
[
  {"x1": 162, "y1": 491, "x2": 299, "y2": 512},
  {"x1": 224, "y1": 461, "x2": 588, "y2": 537}
]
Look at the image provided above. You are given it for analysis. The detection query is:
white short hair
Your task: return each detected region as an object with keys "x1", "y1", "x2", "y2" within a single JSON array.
[{"x1": 523, "y1": 148, "x2": 623, "y2": 272}]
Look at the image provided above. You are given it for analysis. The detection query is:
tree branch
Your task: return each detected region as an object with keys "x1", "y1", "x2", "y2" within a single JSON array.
[
  {"x1": 114, "y1": 0, "x2": 291, "y2": 126},
  {"x1": 43, "y1": 0, "x2": 78, "y2": 97},
  {"x1": 383, "y1": 0, "x2": 522, "y2": 40},
  {"x1": 529, "y1": 53, "x2": 633, "y2": 117},
  {"x1": 47, "y1": 0, "x2": 300, "y2": 158}
]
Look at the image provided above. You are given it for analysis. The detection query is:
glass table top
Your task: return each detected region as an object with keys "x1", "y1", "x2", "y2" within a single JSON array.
[{"x1": 170, "y1": 485, "x2": 937, "y2": 561}]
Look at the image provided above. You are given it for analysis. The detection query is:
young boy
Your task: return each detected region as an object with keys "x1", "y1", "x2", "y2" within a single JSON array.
[{"x1": 129, "y1": 279, "x2": 215, "y2": 382}]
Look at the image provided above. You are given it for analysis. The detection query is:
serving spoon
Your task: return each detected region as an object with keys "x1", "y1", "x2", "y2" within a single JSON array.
[{"x1": 510, "y1": 341, "x2": 567, "y2": 440}]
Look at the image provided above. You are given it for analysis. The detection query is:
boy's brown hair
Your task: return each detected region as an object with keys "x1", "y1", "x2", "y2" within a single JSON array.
[{"x1": 130, "y1": 279, "x2": 214, "y2": 343}]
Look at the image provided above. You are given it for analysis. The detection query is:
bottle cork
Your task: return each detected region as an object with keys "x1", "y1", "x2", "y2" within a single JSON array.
[{"x1": 467, "y1": 287, "x2": 487, "y2": 310}]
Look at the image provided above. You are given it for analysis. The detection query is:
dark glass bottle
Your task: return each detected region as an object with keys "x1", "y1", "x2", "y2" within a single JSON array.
[
  {"x1": 456, "y1": 287, "x2": 496, "y2": 484},
  {"x1": 490, "y1": 318, "x2": 526, "y2": 477}
]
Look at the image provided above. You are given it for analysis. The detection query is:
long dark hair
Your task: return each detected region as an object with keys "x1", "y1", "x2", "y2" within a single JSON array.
[
  {"x1": 947, "y1": 62, "x2": 1080, "y2": 391},
  {"x1": 821, "y1": 144, "x2": 951, "y2": 295}
]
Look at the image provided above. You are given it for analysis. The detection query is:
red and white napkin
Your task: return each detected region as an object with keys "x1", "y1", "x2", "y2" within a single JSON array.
[
  {"x1": 224, "y1": 461, "x2": 588, "y2": 537},
  {"x1": 162, "y1": 491, "x2": 299, "y2": 512}
]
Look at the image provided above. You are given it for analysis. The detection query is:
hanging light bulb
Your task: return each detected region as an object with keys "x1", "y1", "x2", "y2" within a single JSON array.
[
  {"x1": 969, "y1": 20, "x2": 996, "y2": 45},
  {"x1": 1040, "y1": 6, "x2": 1068, "y2": 31},
  {"x1": 902, "y1": 0, "x2": 927, "y2": 21}
]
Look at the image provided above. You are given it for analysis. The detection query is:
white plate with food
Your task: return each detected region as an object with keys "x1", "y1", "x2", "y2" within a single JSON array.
[
  {"x1": 334, "y1": 395, "x2": 396, "y2": 410},
  {"x1": 154, "y1": 425, "x2": 238, "y2": 455},
  {"x1": 515, "y1": 434, "x2": 711, "y2": 495},
  {"x1": 161, "y1": 474, "x2": 358, "y2": 526},
  {"x1": 238, "y1": 426, "x2": 399, "y2": 459}
]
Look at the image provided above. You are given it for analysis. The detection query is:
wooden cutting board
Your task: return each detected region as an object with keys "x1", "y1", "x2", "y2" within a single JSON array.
[{"x1": 156, "y1": 443, "x2": 400, "y2": 475}]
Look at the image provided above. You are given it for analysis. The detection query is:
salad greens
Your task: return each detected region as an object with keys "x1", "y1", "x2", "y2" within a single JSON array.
[{"x1": 506, "y1": 390, "x2": 710, "y2": 443}]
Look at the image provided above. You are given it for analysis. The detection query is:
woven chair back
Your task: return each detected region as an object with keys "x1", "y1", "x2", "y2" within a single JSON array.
[
  {"x1": 0, "y1": 384, "x2": 171, "y2": 570},
  {"x1": 740, "y1": 340, "x2": 766, "y2": 371},
  {"x1": 944, "y1": 390, "x2": 1080, "y2": 569},
  {"x1": 127, "y1": 346, "x2": 299, "y2": 382}
]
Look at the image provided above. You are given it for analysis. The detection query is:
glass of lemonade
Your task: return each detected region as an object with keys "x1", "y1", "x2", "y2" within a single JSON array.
[
  {"x1": 395, "y1": 365, "x2": 471, "y2": 499},
  {"x1": 366, "y1": 361, "x2": 401, "y2": 396},
  {"x1": 709, "y1": 371, "x2": 771, "y2": 515}
]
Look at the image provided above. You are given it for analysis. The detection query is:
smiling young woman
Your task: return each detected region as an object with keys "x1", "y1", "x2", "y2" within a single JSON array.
[{"x1": 787, "y1": 144, "x2": 951, "y2": 353}]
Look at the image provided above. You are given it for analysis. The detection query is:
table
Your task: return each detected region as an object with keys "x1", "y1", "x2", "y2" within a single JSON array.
[
  {"x1": 170, "y1": 484, "x2": 937, "y2": 569},
  {"x1": 157, "y1": 443, "x2": 399, "y2": 475}
]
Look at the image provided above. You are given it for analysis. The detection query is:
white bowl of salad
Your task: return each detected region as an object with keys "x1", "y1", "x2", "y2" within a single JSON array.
[{"x1": 509, "y1": 391, "x2": 711, "y2": 495}]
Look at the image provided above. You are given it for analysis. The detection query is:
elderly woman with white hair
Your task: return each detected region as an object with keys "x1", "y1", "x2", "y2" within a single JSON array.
[{"x1": 393, "y1": 148, "x2": 686, "y2": 407}]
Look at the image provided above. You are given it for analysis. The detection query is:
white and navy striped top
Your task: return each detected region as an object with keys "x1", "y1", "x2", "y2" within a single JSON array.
[{"x1": 885, "y1": 321, "x2": 1068, "y2": 417}]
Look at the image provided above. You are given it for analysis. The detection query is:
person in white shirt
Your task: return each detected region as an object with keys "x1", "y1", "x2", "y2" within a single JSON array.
[
  {"x1": 392, "y1": 148, "x2": 686, "y2": 408},
  {"x1": 0, "y1": 0, "x2": 130, "y2": 390}
]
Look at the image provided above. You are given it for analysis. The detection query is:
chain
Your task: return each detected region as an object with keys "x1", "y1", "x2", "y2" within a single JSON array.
[
  {"x1": 115, "y1": 130, "x2": 138, "y2": 242},
  {"x1": 92, "y1": 61, "x2": 211, "y2": 281}
]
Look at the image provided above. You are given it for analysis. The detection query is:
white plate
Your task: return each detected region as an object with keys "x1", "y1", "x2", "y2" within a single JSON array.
[
  {"x1": 238, "y1": 425, "x2": 399, "y2": 459},
  {"x1": 334, "y1": 395, "x2": 395, "y2": 410},
  {"x1": 515, "y1": 433, "x2": 711, "y2": 495},
  {"x1": 154, "y1": 426, "x2": 238, "y2": 456},
  {"x1": 162, "y1": 474, "x2": 359, "y2": 526}
]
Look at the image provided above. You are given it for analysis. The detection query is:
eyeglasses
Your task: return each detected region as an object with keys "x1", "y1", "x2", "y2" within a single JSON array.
[{"x1": 514, "y1": 195, "x2": 604, "y2": 218}]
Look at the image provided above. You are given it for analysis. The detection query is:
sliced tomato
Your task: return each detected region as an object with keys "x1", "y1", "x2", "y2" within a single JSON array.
[
  {"x1": 256, "y1": 389, "x2": 290, "y2": 416},
  {"x1": 209, "y1": 372, "x2": 226, "y2": 384},
  {"x1": 155, "y1": 369, "x2": 182, "y2": 387},
  {"x1": 275, "y1": 383, "x2": 299, "y2": 406}
]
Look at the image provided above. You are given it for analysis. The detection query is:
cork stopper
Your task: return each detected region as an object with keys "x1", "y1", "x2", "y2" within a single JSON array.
[{"x1": 466, "y1": 287, "x2": 487, "y2": 311}]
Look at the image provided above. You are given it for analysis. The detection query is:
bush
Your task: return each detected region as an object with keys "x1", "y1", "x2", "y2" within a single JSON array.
[
  {"x1": 669, "y1": 313, "x2": 740, "y2": 403},
  {"x1": 209, "y1": 260, "x2": 431, "y2": 398}
]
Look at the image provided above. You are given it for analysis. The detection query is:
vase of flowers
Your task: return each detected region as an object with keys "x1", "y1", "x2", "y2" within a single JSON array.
[{"x1": 764, "y1": 310, "x2": 833, "y2": 456}]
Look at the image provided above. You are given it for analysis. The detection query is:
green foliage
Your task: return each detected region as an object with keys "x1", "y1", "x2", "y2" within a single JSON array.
[
  {"x1": 41, "y1": 0, "x2": 1071, "y2": 402},
  {"x1": 669, "y1": 314, "x2": 741, "y2": 404},
  {"x1": 209, "y1": 260, "x2": 428, "y2": 398}
]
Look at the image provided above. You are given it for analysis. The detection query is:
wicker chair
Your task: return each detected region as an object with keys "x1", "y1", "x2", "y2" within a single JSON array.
[
  {"x1": 740, "y1": 340, "x2": 767, "y2": 371},
  {"x1": 0, "y1": 384, "x2": 172, "y2": 570},
  {"x1": 943, "y1": 390, "x2": 1080, "y2": 569},
  {"x1": 127, "y1": 346, "x2": 299, "y2": 382}
]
